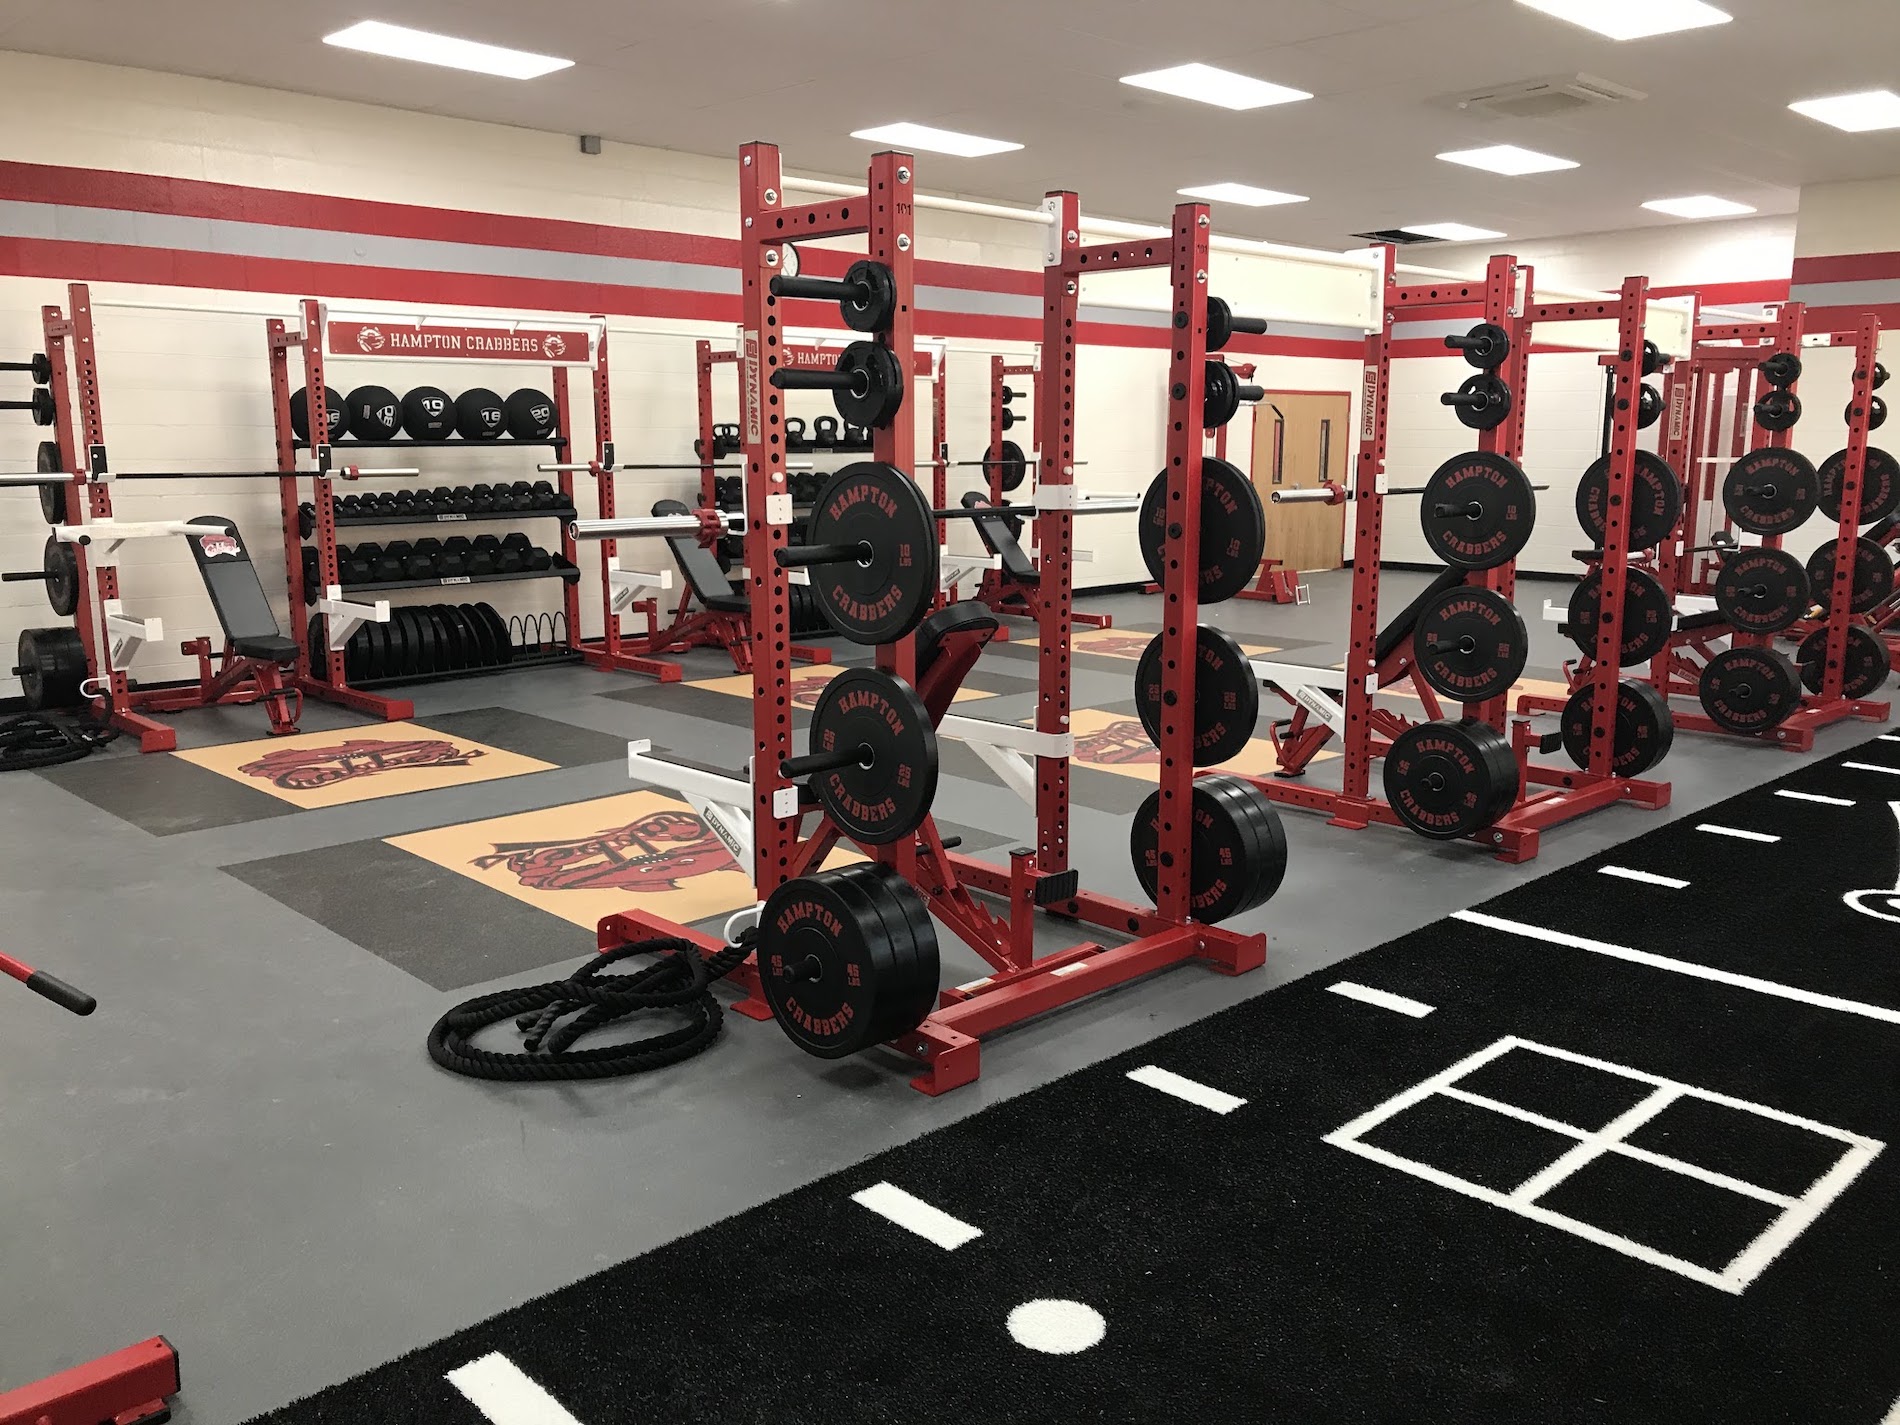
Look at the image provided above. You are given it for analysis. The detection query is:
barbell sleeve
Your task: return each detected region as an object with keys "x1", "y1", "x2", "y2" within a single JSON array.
[
  {"x1": 1270, "y1": 485, "x2": 1347, "y2": 505},
  {"x1": 1, "y1": 569, "x2": 52, "y2": 583},
  {"x1": 569, "y1": 514, "x2": 733, "y2": 541},
  {"x1": 771, "y1": 368, "x2": 846, "y2": 391},
  {"x1": 781, "y1": 744, "x2": 871, "y2": 779}
]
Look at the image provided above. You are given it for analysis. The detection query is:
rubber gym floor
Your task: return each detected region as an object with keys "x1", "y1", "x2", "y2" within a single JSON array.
[{"x1": 4, "y1": 568, "x2": 1894, "y2": 1423}]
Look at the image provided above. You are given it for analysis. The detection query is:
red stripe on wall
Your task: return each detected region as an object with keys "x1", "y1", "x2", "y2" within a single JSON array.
[{"x1": 1790, "y1": 252, "x2": 1900, "y2": 285}]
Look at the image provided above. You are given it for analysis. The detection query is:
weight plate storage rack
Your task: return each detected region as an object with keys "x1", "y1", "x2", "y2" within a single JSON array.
[{"x1": 273, "y1": 299, "x2": 592, "y2": 695}]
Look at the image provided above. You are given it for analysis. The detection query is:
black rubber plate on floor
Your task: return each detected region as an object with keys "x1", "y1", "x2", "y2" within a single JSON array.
[
  {"x1": 37, "y1": 752, "x2": 296, "y2": 836},
  {"x1": 246, "y1": 730, "x2": 1900, "y2": 1425}
]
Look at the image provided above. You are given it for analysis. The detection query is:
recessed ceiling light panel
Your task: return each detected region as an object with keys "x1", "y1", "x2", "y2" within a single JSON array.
[
  {"x1": 1788, "y1": 89, "x2": 1900, "y2": 132},
  {"x1": 1402, "y1": 222, "x2": 1508, "y2": 241},
  {"x1": 1437, "y1": 145, "x2": 1580, "y2": 176},
  {"x1": 323, "y1": 21, "x2": 573, "y2": 79},
  {"x1": 1641, "y1": 195, "x2": 1756, "y2": 219},
  {"x1": 1516, "y1": 0, "x2": 1731, "y2": 40},
  {"x1": 848, "y1": 123, "x2": 1023, "y2": 157},
  {"x1": 1177, "y1": 183, "x2": 1310, "y2": 207},
  {"x1": 1121, "y1": 63, "x2": 1312, "y2": 111}
]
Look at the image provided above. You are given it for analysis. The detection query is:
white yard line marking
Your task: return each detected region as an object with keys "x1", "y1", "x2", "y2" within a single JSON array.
[
  {"x1": 1453, "y1": 910, "x2": 1900, "y2": 1025},
  {"x1": 851, "y1": 1182, "x2": 983, "y2": 1250},
  {"x1": 1880, "y1": 734, "x2": 1900, "y2": 742},
  {"x1": 447, "y1": 1354, "x2": 586, "y2": 1425},
  {"x1": 1327, "y1": 1037, "x2": 1885, "y2": 1294},
  {"x1": 1775, "y1": 790, "x2": 1856, "y2": 807},
  {"x1": 1696, "y1": 824, "x2": 1781, "y2": 843},
  {"x1": 1327, "y1": 981, "x2": 1436, "y2": 1018},
  {"x1": 1598, "y1": 866, "x2": 1690, "y2": 889},
  {"x1": 1881, "y1": 1394, "x2": 1900, "y2": 1425},
  {"x1": 1844, "y1": 762, "x2": 1900, "y2": 777},
  {"x1": 1126, "y1": 1065, "x2": 1248, "y2": 1114}
]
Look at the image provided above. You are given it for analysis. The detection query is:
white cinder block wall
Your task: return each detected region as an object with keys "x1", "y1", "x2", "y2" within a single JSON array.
[{"x1": 0, "y1": 51, "x2": 1366, "y2": 697}]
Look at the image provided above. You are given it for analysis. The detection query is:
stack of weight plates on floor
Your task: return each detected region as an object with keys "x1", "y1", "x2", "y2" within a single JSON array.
[
  {"x1": 789, "y1": 583, "x2": 833, "y2": 638},
  {"x1": 307, "y1": 602, "x2": 515, "y2": 683}
]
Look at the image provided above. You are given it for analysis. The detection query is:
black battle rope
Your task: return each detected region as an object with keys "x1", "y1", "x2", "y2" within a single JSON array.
[
  {"x1": 427, "y1": 934, "x2": 755, "y2": 1081},
  {"x1": 0, "y1": 699, "x2": 119, "y2": 773}
]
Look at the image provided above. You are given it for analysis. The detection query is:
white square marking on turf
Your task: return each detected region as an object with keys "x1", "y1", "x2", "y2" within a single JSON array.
[
  {"x1": 852, "y1": 1181, "x2": 983, "y2": 1250},
  {"x1": 1327, "y1": 981, "x2": 1435, "y2": 1017},
  {"x1": 1775, "y1": 790, "x2": 1856, "y2": 807},
  {"x1": 1127, "y1": 1064, "x2": 1248, "y2": 1113},
  {"x1": 1324, "y1": 1037, "x2": 1883, "y2": 1294},
  {"x1": 1696, "y1": 823, "x2": 1780, "y2": 843},
  {"x1": 1598, "y1": 866, "x2": 1690, "y2": 889},
  {"x1": 448, "y1": 1352, "x2": 586, "y2": 1425}
]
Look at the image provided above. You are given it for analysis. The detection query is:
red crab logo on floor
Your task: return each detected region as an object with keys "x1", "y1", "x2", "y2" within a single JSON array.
[
  {"x1": 238, "y1": 737, "x2": 483, "y2": 791},
  {"x1": 197, "y1": 533, "x2": 241, "y2": 559},
  {"x1": 356, "y1": 326, "x2": 386, "y2": 353},
  {"x1": 1076, "y1": 719, "x2": 1159, "y2": 766},
  {"x1": 791, "y1": 670, "x2": 836, "y2": 708},
  {"x1": 473, "y1": 809, "x2": 734, "y2": 893},
  {"x1": 1085, "y1": 634, "x2": 1157, "y2": 659}
]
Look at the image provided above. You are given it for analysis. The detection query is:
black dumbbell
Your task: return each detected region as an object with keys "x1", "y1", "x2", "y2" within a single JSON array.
[
  {"x1": 501, "y1": 532, "x2": 538, "y2": 572},
  {"x1": 438, "y1": 537, "x2": 472, "y2": 577},
  {"x1": 490, "y1": 485, "x2": 519, "y2": 512},
  {"x1": 465, "y1": 536, "x2": 499, "y2": 576},
  {"x1": 448, "y1": 486, "x2": 476, "y2": 514},
  {"x1": 337, "y1": 544, "x2": 374, "y2": 585},
  {"x1": 525, "y1": 544, "x2": 554, "y2": 572},
  {"x1": 357, "y1": 542, "x2": 403, "y2": 582},
  {"x1": 531, "y1": 480, "x2": 560, "y2": 510},
  {"x1": 413, "y1": 537, "x2": 444, "y2": 575},
  {"x1": 298, "y1": 502, "x2": 317, "y2": 539},
  {"x1": 478, "y1": 533, "x2": 523, "y2": 574}
]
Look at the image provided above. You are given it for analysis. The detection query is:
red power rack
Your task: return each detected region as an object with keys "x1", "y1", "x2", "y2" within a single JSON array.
[{"x1": 596, "y1": 149, "x2": 1263, "y2": 1094}]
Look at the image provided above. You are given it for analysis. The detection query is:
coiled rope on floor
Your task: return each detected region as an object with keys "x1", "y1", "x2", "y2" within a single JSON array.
[
  {"x1": 0, "y1": 701, "x2": 119, "y2": 773},
  {"x1": 426, "y1": 934, "x2": 754, "y2": 1081}
]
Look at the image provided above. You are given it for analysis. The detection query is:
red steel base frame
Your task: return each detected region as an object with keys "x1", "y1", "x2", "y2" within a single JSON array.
[
  {"x1": 0, "y1": 1337, "x2": 179, "y2": 1425},
  {"x1": 1518, "y1": 689, "x2": 1889, "y2": 754},
  {"x1": 295, "y1": 674, "x2": 413, "y2": 723},
  {"x1": 975, "y1": 575, "x2": 1112, "y2": 628}
]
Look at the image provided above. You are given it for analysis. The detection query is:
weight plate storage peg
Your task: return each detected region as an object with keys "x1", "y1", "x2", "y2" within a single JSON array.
[
  {"x1": 1413, "y1": 584, "x2": 1529, "y2": 702},
  {"x1": 1566, "y1": 567, "x2": 1674, "y2": 666},
  {"x1": 1418, "y1": 450, "x2": 1537, "y2": 571},
  {"x1": 1442, "y1": 373, "x2": 1514, "y2": 432},
  {"x1": 1713, "y1": 547, "x2": 1810, "y2": 634},
  {"x1": 1817, "y1": 446, "x2": 1900, "y2": 525},
  {"x1": 1758, "y1": 351, "x2": 1802, "y2": 388},
  {"x1": 15, "y1": 627, "x2": 87, "y2": 710},
  {"x1": 1137, "y1": 455, "x2": 1266, "y2": 604},
  {"x1": 1446, "y1": 322, "x2": 1512, "y2": 371},
  {"x1": 1806, "y1": 536, "x2": 1895, "y2": 615},
  {"x1": 1698, "y1": 646, "x2": 1803, "y2": 736},
  {"x1": 1722, "y1": 448, "x2": 1821, "y2": 536},
  {"x1": 1203, "y1": 361, "x2": 1263, "y2": 430},
  {"x1": 756, "y1": 864, "x2": 940, "y2": 1059},
  {"x1": 1133, "y1": 625, "x2": 1260, "y2": 767},
  {"x1": 1797, "y1": 624, "x2": 1891, "y2": 700},
  {"x1": 792, "y1": 463, "x2": 938, "y2": 645},
  {"x1": 1575, "y1": 450, "x2": 1684, "y2": 552},
  {"x1": 1129, "y1": 774, "x2": 1287, "y2": 923},
  {"x1": 797, "y1": 668, "x2": 939, "y2": 845},
  {"x1": 1383, "y1": 717, "x2": 1519, "y2": 840},
  {"x1": 1559, "y1": 678, "x2": 1674, "y2": 776}
]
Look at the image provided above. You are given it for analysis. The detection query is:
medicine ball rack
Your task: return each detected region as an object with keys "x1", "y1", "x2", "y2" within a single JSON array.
[
  {"x1": 1257, "y1": 256, "x2": 1673, "y2": 861},
  {"x1": 573, "y1": 146, "x2": 1264, "y2": 1095},
  {"x1": 270, "y1": 298, "x2": 594, "y2": 697}
]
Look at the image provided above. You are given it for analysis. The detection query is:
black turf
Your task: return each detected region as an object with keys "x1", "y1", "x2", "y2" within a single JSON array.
[{"x1": 247, "y1": 729, "x2": 1900, "y2": 1425}]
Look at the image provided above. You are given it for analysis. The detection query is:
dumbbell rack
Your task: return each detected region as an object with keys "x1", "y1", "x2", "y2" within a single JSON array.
[
  {"x1": 594, "y1": 148, "x2": 1261, "y2": 1095},
  {"x1": 270, "y1": 299, "x2": 588, "y2": 694},
  {"x1": 1604, "y1": 307, "x2": 1890, "y2": 746}
]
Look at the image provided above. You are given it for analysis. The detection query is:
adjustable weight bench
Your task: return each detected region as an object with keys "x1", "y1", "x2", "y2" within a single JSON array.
[
  {"x1": 135, "y1": 516, "x2": 302, "y2": 734},
  {"x1": 958, "y1": 491, "x2": 1114, "y2": 630},
  {"x1": 640, "y1": 499, "x2": 828, "y2": 673}
]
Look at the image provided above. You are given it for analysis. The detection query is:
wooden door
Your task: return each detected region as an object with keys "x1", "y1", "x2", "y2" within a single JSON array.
[{"x1": 1253, "y1": 391, "x2": 1351, "y2": 572}]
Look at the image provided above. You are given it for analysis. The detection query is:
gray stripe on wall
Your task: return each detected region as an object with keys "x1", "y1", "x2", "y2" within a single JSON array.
[{"x1": 1790, "y1": 279, "x2": 1900, "y2": 307}]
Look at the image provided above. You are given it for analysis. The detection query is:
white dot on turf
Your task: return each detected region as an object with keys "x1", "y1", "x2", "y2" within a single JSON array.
[{"x1": 1007, "y1": 1298, "x2": 1106, "y2": 1354}]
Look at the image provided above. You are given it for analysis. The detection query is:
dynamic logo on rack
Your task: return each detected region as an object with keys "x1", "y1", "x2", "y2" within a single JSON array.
[
  {"x1": 473, "y1": 810, "x2": 735, "y2": 893},
  {"x1": 238, "y1": 737, "x2": 483, "y2": 791},
  {"x1": 197, "y1": 533, "x2": 241, "y2": 559},
  {"x1": 356, "y1": 325, "x2": 387, "y2": 353},
  {"x1": 1843, "y1": 800, "x2": 1900, "y2": 924},
  {"x1": 1076, "y1": 718, "x2": 1159, "y2": 766}
]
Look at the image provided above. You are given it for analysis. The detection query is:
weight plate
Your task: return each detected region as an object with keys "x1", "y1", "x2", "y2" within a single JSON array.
[
  {"x1": 423, "y1": 605, "x2": 457, "y2": 670},
  {"x1": 1637, "y1": 384, "x2": 1663, "y2": 430},
  {"x1": 1453, "y1": 322, "x2": 1512, "y2": 372},
  {"x1": 364, "y1": 620, "x2": 387, "y2": 681},
  {"x1": 1413, "y1": 584, "x2": 1528, "y2": 702},
  {"x1": 1723, "y1": 448, "x2": 1821, "y2": 537},
  {"x1": 1197, "y1": 773, "x2": 1289, "y2": 911},
  {"x1": 1755, "y1": 390, "x2": 1802, "y2": 432},
  {"x1": 804, "y1": 668, "x2": 938, "y2": 845},
  {"x1": 1138, "y1": 456, "x2": 1266, "y2": 604},
  {"x1": 1576, "y1": 450, "x2": 1684, "y2": 552},
  {"x1": 1698, "y1": 646, "x2": 1802, "y2": 735},
  {"x1": 1382, "y1": 717, "x2": 1518, "y2": 840},
  {"x1": 1713, "y1": 547, "x2": 1809, "y2": 634},
  {"x1": 36, "y1": 440, "x2": 65, "y2": 525},
  {"x1": 1797, "y1": 624, "x2": 1892, "y2": 700},
  {"x1": 837, "y1": 260, "x2": 898, "y2": 334},
  {"x1": 1758, "y1": 352, "x2": 1802, "y2": 388},
  {"x1": 804, "y1": 463, "x2": 938, "y2": 645},
  {"x1": 459, "y1": 604, "x2": 493, "y2": 666},
  {"x1": 830, "y1": 342, "x2": 905, "y2": 429},
  {"x1": 477, "y1": 604, "x2": 513, "y2": 664},
  {"x1": 453, "y1": 605, "x2": 485, "y2": 667},
  {"x1": 410, "y1": 607, "x2": 439, "y2": 674},
  {"x1": 1559, "y1": 678, "x2": 1674, "y2": 776},
  {"x1": 1419, "y1": 451, "x2": 1536, "y2": 571},
  {"x1": 42, "y1": 535, "x2": 78, "y2": 618},
  {"x1": 16, "y1": 627, "x2": 87, "y2": 710},
  {"x1": 345, "y1": 625, "x2": 369, "y2": 684},
  {"x1": 1129, "y1": 775, "x2": 1283, "y2": 923},
  {"x1": 1204, "y1": 361, "x2": 1243, "y2": 429},
  {"x1": 1806, "y1": 536, "x2": 1894, "y2": 615},
  {"x1": 756, "y1": 867, "x2": 934, "y2": 1059},
  {"x1": 1133, "y1": 625, "x2": 1260, "y2": 767},
  {"x1": 1566, "y1": 567, "x2": 1674, "y2": 667},
  {"x1": 1817, "y1": 447, "x2": 1900, "y2": 526},
  {"x1": 400, "y1": 386, "x2": 455, "y2": 440},
  {"x1": 998, "y1": 438, "x2": 1028, "y2": 493},
  {"x1": 384, "y1": 606, "x2": 409, "y2": 677},
  {"x1": 823, "y1": 863, "x2": 938, "y2": 1044},
  {"x1": 1448, "y1": 373, "x2": 1514, "y2": 432}
]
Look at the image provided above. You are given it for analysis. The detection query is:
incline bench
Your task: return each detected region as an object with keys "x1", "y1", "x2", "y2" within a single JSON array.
[{"x1": 957, "y1": 491, "x2": 1114, "y2": 630}]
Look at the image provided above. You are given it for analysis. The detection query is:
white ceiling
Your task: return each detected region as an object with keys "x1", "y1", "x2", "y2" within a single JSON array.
[{"x1": 2, "y1": 0, "x2": 1897, "y2": 248}]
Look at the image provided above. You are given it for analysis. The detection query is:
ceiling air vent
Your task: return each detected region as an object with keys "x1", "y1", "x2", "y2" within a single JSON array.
[
  {"x1": 1352, "y1": 229, "x2": 1444, "y2": 245},
  {"x1": 1448, "y1": 73, "x2": 1646, "y2": 121}
]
